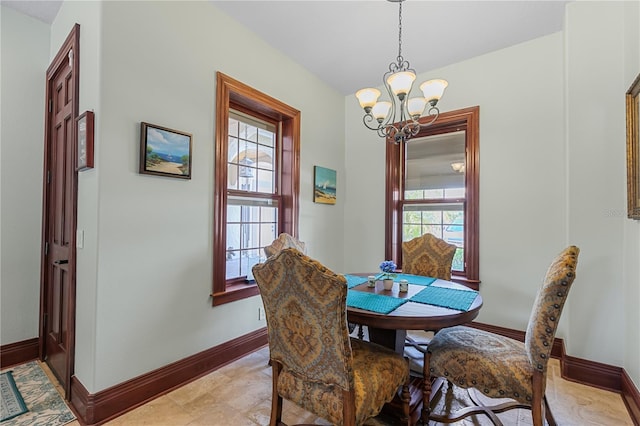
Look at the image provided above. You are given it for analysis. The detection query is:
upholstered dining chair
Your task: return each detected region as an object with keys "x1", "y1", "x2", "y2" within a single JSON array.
[
  {"x1": 402, "y1": 233, "x2": 458, "y2": 375},
  {"x1": 263, "y1": 233, "x2": 306, "y2": 258},
  {"x1": 420, "y1": 245, "x2": 580, "y2": 426},
  {"x1": 252, "y1": 248, "x2": 411, "y2": 426},
  {"x1": 402, "y1": 232, "x2": 457, "y2": 281}
]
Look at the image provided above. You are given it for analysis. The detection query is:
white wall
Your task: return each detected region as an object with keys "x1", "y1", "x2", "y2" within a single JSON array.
[
  {"x1": 0, "y1": 6, "x2": 50, "y2": 344},
  {"x1": 84, "y1": 1, "x2": 345, "y2": 392},
  {"x1": 565, "y1": 0, "x2": 628, "y2": 368},
  {"x1": 345, "y1": 32, "x2": 567, "y2": 332},
  {"x1": 623, "y1": 0, "x2": 640, "y2": 394}
]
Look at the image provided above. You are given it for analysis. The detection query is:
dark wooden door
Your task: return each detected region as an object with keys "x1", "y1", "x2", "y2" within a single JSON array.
[{"x1": 40, "y1": 24, "x2": 79, "y2": 396}]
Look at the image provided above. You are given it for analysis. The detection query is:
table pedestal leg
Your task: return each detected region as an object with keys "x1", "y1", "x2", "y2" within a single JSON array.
[{"x1": 368, "y1": 327, "x2": 407, "y2": 354}]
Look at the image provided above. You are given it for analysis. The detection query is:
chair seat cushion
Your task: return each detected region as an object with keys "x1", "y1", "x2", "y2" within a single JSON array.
[
  {"x1": 429, "y1": 326, "x2": 535, "y2": 404},
  {"x1": 278, "y1": 337, "x2": 408, "y2": 425}
]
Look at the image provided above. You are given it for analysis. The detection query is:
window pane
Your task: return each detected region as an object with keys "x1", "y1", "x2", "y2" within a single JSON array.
[
  {"x1": 424, "y1": 189, "x2": 444, "y2": 200},
  {"x1": 258, "y1": 145, "x2": 274, "y2": 171},
  {"x1": 403, "y1": 210, "x2": 421, "y2": 224},
  {"x1": 403, "y1": 224, "x2": 421, "y2": 241},
  {"x1": 228, "y1": 117, "x2": 239, "y2": 137},
  {"x1": 452, "y1": 248, "x2": 464, "y2": 271},
  {"x1": 405, "y1": 190, "x2": 423, "y2": 200},
  {"x1": 227, "y1": 164, "x2": 239, "y2": 190},
  {"x1": 241, "y1": 223, "x2": 260, "y2": 249},
  {"x1": 445, "y1": 187, "x2": 465, "y2": 198},
  {"x1": 228, "y1": 137, "x2": 239, "y2": 163},
  {"x1": 261, "y1": 206, "x2": 277, "y2": 222},
  {"x1": 239, "y1": 173, "x2": 256, "y2": 192},
  {"x1": 226, "y1": 255, "x2": 240, "y2": 280},
  {"x1": 258, "y1": 128, "x2": 274, "y2": 147},
  {"x1": 422, "y1": 211, "x2": 442, "y2": 224},
  {"x1": 260, "y1": 224, "x2": 276, "y2": 247},
  {"x1": 423, "y1": 224, "x2": 443, "y2": 239},
  {"x1": 239, "y1": 122, "x2": 258, "y2": 142},
  {"x1": 257, "y1": 169, "x2": 274, "y2": 193},
  {"x1": 226, "y1": 223, "x2": 240, "y2": 252},
  {"x1": 227, "y1": 205, "x2": 241, "y2": 222}
]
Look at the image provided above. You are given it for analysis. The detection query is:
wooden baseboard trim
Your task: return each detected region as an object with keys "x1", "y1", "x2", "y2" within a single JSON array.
[
  {"x1": 0, "y1": 338, "x2": 39, "y2": 368},
  {"x1": 70, "y1": 327, "x2": 268, "y2": 425},
  {"x1": 622, "y1": 369, "x2": 640, "y2": 425},
  {"x1": 561, "y1": 354, "x2": 622, "y2": 393}
]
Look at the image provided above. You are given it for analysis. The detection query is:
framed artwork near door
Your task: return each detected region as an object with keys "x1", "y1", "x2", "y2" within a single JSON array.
[
  {"x1": 627, "y1": 72, "x2": 640, "y2": 219},
  {"x1": 76, "y1": 111, "x2": 94, "y2": 171},
  {"x1": 139, "y1": 122, "x2": 192, "y2": 179}
]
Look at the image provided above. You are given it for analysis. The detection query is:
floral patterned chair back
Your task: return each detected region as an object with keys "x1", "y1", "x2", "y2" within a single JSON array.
[
  {"x1": 402, "y1": 233, "x2": 457, "y2": 280},
  {"x1": 263, "y1": 233, "x2": 306, "y2": 258},
  {"x1": 252, "y1": 248, "x2": 410, "y2": 426}
]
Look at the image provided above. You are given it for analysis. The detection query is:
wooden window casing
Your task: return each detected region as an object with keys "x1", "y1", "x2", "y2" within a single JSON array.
[
  {"x1": 213, "y1": 73, "x2": 300, "y2": 306},
  {"x1": 385, "y1": 106, "x2": 480, "y2": 289}
]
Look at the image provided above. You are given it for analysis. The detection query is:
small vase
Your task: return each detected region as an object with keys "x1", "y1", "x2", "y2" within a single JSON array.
[{"x1": 383, "y1": 278, "x2": 394, "y2": 291}]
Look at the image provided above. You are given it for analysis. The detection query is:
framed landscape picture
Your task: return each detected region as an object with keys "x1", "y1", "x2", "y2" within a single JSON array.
[
  {"x1": 314, "y1": 166, "x2": 336, "y2": 204},
  {"x1": 140, "y1": 122, "x2": 192, "y2": 179}
]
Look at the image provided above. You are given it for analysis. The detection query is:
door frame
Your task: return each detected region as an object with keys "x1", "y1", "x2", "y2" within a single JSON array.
[{"x1": 39, "y1": 23, "x2": 80, "y2": 397}]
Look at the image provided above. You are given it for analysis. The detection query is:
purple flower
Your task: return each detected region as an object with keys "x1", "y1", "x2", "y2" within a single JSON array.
[{"x1": 379, "y1": 260, "x2": 397, "y2": 273}]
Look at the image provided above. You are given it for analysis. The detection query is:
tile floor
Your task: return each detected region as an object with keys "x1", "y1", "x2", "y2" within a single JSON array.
[{"x1": 47, "y1": 343, "x2": 633, "y2": 426}]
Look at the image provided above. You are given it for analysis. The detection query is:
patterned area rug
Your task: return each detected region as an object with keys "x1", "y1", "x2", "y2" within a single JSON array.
[
  {"x1": 0, "y1": 362, "x2": 75, "y2": 425},
  {"x1": 1, "y1": 371, "x2": 28, "y2": 421}
]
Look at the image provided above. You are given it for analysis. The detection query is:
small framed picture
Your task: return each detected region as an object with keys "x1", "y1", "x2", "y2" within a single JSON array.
[
  {"x1": 139, "y1": 122, "x2": 192, "y2": 179},
  {"x1": 76, "y1": 111, "x2": 94, "y2": 171},
  {"x1": 314, "y1": 166, "x2": 337, "y2": 204}
]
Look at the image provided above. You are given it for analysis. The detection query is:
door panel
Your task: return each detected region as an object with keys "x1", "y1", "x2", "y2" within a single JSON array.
[{"x1": 40, "y1": 24, "x2": 79, "y2": 397}]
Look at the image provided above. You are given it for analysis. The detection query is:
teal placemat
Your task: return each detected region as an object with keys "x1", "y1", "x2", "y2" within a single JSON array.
[
  {"x1": 374, "y1": 272, "x2": 436, "y2": 286},
  {"x1": 347, "y1": 290, "x2": 408, "y2": 314},
  {"x1": 344, "y1": 274, "x2": 368, "y2": 289},
  {"x1": 394, "y1": 273, "x2": 437, "y2": 286},
  {"x1": 410, "y1": 286, "x2": 478, "y2": 311}
]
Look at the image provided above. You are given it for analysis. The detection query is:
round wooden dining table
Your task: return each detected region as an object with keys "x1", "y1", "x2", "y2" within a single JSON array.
[
  {"x1": 346, "y1": 275, "x2": 483, "y2": 353},
  {"x1": 345, "y1": 275, "x2": 483, "y2": 425}
]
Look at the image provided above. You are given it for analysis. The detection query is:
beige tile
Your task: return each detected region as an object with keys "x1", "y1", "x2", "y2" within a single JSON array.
[
  {"x1": 20, "y1": 344, "x2": 634, "y2": 426},
  {"x1": 105, "y1": 395, "x2": 195, "y2": 426}
]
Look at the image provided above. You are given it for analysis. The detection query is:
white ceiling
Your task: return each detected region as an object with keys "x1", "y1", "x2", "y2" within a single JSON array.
[{"x1": 1, "y1": 0, "x2": 569, "y2": 96}]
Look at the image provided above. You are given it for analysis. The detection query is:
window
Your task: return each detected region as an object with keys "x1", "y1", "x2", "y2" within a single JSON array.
[
  {"x1": 385, "y1": 106, "x2": 479, "y2": 289},
  {"x1": 213, "y1": 73, "x2": 300, "y2": 306}
]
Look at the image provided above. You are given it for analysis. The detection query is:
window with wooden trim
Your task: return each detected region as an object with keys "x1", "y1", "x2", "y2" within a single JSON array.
[
  {"x1": 385, "y1": 106, "x2": 480, "y2": 289},
  {"x1": 213, "y1": 72, "x2": 300, "y2": 306}
]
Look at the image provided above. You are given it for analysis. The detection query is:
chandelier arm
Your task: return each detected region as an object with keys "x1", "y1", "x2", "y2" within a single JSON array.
[
  {"x1": 362, "y1": 114, "x2": 383, "y2": 131},
  {"x1": 421, "y1": 107, "x2": 441, "y2": 127}
]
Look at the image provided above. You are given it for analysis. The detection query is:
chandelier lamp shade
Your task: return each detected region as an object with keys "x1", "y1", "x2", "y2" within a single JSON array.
[{"x1": 355, "y1": 0, "x2": 448, "y2": 144}]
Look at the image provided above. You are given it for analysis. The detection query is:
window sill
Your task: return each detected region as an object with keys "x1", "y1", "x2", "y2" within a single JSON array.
[
  {"x1": 212, "y1": 282, "x2": 259, "y2": 306},
  {"x1": 451, "y1": 275, "x2": 480, "y2": 291}
]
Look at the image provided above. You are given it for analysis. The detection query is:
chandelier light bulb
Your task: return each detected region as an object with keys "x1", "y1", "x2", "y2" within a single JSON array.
[
  {"x1": 420, "y1": 79, "x2": 449, "y2": 105},
  {"x1": 371, "y1": 101, "x2": 392, "y2": 122},
  {"x1": 407, "y1": 97, "x2": 427, "y2": 119},
  {"x1": 451, "y1": 162, "x2": 465, "y2": 173},
  {"x1": 355, "y1": 88, "x2": 382, "y2": 113},
  {"x1": 387, "y1": 71, "x2": 416, "y2": 99}
]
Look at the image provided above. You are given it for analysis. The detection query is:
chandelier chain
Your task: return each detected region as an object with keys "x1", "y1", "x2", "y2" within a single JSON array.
[
  {"x1": 355, "y1": 0, "x2": 447, "y2": 144},
  {"x1": 397, "y1": 0, "x2": 403, "y2": 61}
]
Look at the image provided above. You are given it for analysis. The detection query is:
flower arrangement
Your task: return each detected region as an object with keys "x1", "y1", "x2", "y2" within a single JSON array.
[{"x1": 379, "y1": 260, "x2": 397, "y2": 280}]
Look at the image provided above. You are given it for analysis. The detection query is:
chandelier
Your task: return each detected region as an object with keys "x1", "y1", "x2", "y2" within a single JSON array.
[{"x1": 355, "y1": 0, "x2": 448, "y2": 144}]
